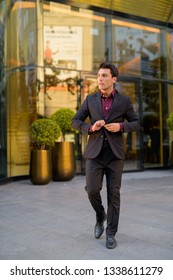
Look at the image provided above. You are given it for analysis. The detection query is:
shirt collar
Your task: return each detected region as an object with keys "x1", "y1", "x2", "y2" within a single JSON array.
[{"x1": 100, "y1": 89, "x2": 115, "y2": 99}]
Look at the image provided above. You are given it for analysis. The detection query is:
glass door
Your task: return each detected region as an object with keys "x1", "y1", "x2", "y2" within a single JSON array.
[
  {"x1": 116, "y1": 78, "x2": 141, "y2": 171},
  {"x1": 142, "y1": 81, "x2": 163, "y2": 168}
]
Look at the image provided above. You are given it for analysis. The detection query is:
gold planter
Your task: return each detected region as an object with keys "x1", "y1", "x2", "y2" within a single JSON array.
[
  {"x1": 30, "y1": 150, "x2": 52, "y2": 185},
  {"x1": 52, "y1": 142, "x2": 76, "y2": 181}
]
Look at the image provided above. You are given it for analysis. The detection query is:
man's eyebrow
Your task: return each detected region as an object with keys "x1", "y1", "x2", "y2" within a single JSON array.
[{"x1": 97, "y1": 73, "x2": 109, "y2": 76}]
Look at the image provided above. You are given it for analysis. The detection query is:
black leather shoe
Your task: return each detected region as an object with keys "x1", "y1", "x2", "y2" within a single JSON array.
[
  {"x1": 94, "y1": 212, "x2": 107, "y2": 239},
  {"x1": 106, "y1": 236, "x2": 117, "y2": 249}
]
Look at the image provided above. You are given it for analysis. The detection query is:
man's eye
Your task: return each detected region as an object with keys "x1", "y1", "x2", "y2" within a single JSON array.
[{"x1": 97, "y1": 74, "x2": 108, "y2": 78}]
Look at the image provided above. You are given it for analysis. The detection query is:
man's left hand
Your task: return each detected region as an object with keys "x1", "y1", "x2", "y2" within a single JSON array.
[{"x1": 104, "y1": 123, "x2": 120, "y2": 132}]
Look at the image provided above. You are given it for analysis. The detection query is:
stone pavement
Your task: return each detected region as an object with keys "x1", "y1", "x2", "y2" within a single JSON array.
[{"x1": 0, "y1": 170, "x2": 173, "y2": 260}]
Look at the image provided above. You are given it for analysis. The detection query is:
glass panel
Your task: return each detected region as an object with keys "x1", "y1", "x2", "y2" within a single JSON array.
[
  {"x1": 112, "y1": 20, "x2": 161, "y2": 78},
  {"x1": 142, "y1": 81, "x2": 163, "y2": 167},
  {"x1": 5, "y1": 1, "x2": 37, "y2": 177},
  {"x1": 161, "y1": 83, "x2": 169, "y2": 166},
  {"x1": 159, "y1": 30, "x2": 167, "y2": 80},
  {"x1": 42, "y1": 1, "x2": 106, "y2": 71},
  {"x1": 6, "y1": 68, "x2": 37, "y2": 177},
  {"x1": 0, "y1": 87, "x2": 6, "y2": 179},
  {"x1": 0, "y1": 1, "x2": 7, "y2": 178},
  {"x1": 40, "y1": 68, "x2": 81, "y2": 116},
  {"x1": 168, "y1": 84, "x2": 173, "y2": 164},
  {"x1": 167, "y1": 31, "x2": 173, "y2": 80},
  {"x1": 37, "y1": 66, "x2": 82, "y2": 172},
  {"x1": 116, "y1": 80, "x2": 140, "y2": 170}
]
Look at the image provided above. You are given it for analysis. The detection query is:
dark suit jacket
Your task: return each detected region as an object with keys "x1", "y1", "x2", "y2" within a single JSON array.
[{"x1": 72, "y1": 91, "x2": 140, "y2": 160}]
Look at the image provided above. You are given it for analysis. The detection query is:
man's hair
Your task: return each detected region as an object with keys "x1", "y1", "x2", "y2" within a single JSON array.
[{"x1": 99, "y1": 61, "x2": 119, "y2": 78}]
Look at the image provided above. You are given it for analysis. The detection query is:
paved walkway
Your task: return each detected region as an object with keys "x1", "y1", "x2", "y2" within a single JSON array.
[{"x1": 0, "y1": 170, "x2": 173, "y2": 260}]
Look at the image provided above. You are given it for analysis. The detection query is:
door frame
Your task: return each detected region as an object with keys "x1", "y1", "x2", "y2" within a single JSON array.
[{"x1": 117, "y1": 76, "x2": 143, "y2": 170}]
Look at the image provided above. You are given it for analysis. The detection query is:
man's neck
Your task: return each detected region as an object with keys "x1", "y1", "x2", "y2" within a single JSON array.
[{"x1": 101, "y1": 89, "x2": 114, "y2": 98}]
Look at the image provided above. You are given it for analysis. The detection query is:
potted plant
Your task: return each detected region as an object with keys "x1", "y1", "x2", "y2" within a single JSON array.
[
  {"x1": 30, "y1": 118, "x2": 61, "y2": 184},
  {"x1": 167, "y1": 112, "x2": 173, "y2": 131},
  {"x1": 50, "y1": 108, "x2": 76, "y2": 181},
  {"x1": 166, "y1": 112, "x2": 173, "y2": 165}
]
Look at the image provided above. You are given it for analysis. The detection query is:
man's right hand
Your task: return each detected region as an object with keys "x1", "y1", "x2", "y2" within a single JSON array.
[{"x1": 92, "y1": 120, "x2": 105, "y2": 132}]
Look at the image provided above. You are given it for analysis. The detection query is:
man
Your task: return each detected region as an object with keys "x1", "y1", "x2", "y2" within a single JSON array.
[{"x1": 72, "y1": 62, "x2": 140, "y2": 249}]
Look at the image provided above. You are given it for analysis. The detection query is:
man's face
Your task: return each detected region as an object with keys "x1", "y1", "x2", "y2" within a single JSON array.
[{"x1": 97, "y1": 68, "x2": 117, "y2": 93}]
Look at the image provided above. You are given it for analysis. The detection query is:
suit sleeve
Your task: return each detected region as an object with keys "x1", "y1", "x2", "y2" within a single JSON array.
[
  {"x1": 123, "y1": 97, "x2": 140, "y2": 132},
  {"x1": 72, "y1": 97, "x2": 91, "y2": 134}
]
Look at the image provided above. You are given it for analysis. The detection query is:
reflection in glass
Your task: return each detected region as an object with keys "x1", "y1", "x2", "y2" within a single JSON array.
[
  {"x1": 112, "y1": 20, "x2": 160, "y2": 78},
  {"x1": 5, "y1": 1, "x2": 37, "y2": 177},
  {"x1": 0, "y1": 1, "x2": 6, "y2": 178},
  {"x1": 43, "y1": 1, "x2": 106, "y2": 72},
  {"x1": 117, "y1": 81, "x2": 139, "y2": 170},
  {"x1": 142, "y1": 81, "x2": 162, "y2": 167},
  {"x1": 167, "y1": 32, "x2": 173, "y2": 80}
]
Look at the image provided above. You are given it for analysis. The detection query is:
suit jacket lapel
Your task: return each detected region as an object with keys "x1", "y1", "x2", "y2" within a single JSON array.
[
  {"x1": 107, "y1": 91, "x2": 120, "y2": 120},
  {"x1": 95, "y1": 92, "x2": 104, "y2": 118}
]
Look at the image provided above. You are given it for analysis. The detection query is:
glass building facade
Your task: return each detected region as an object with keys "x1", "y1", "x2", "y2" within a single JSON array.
[{"x1": 0, "y1": 0, "x2": 173, "y2": 181}]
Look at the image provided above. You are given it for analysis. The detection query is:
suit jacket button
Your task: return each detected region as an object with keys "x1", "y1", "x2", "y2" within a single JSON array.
[{"x1": 101, "y1": 135, "x2": 103, "y2": 138}]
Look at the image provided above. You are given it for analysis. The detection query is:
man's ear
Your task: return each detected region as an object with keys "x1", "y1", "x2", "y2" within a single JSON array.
[{"x1": 113, "y1": 77, "x2": 117, "y2": 83}]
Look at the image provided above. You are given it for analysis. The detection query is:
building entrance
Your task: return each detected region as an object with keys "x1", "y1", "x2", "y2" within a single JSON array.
[
  {"x1": 116, "y1": 78, "x2": 141, "y2": 171},
  {"x1": 142, "y1": 81, "x2": 165, "y2": 168}
]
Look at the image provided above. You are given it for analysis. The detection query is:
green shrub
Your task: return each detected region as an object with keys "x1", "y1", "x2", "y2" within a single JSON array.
[
  {"x1": 167, "y1": 113, "x2": 173, "y2": 131},
  {"x1": 50, "y1": 108, "x2": 76, "y2": 141},
  {"x1": 30, "y1": 118, "x2": 61, "y2": 149}
]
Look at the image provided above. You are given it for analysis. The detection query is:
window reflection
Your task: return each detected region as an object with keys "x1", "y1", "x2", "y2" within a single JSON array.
[
  {"x1": 167, "y1": 32, "x2": 173, "y2": 80},
  {"x1": 142, "y1": 81, "x2": 162, "y2": 167},
  {"x1": 112, "y1": 20, "x2": 160, "y2": 78}
]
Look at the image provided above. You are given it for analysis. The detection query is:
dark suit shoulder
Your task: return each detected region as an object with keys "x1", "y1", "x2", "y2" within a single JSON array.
[
  {"x1": 115, "y1": 90, "x2": 128, "y2": 99},
  {"x1": 86, "y1": 91, "x2": 100, "y2": 100},
  {"x1": 113, "y1": 89, "x2": 129, "y2": 101}
]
